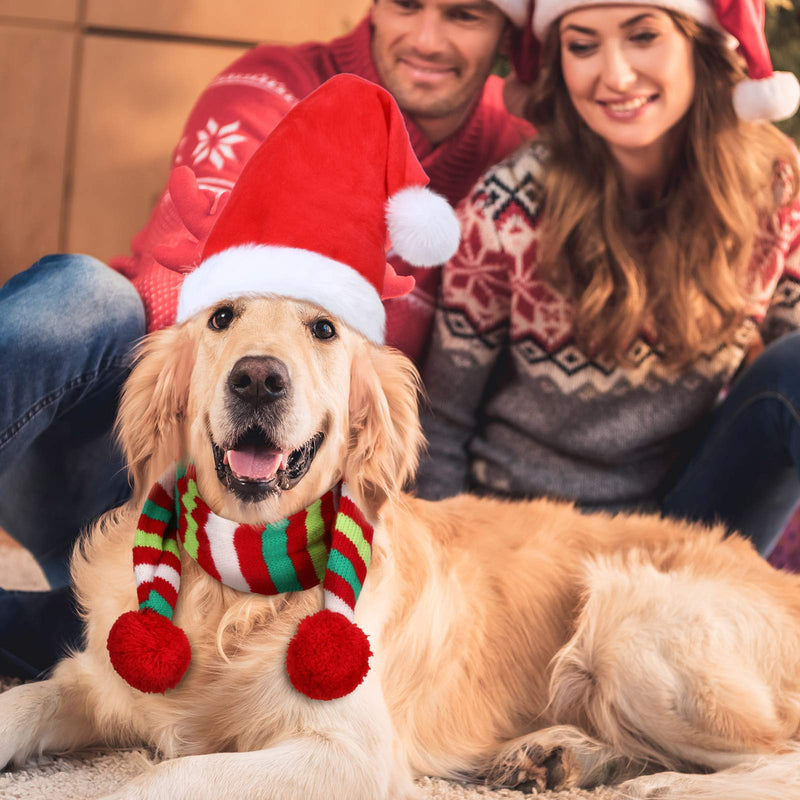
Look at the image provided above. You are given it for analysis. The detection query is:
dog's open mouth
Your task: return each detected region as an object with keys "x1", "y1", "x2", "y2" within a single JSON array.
[{"x1": 212, "y1": 428, "x2": 325, "y2": 501}]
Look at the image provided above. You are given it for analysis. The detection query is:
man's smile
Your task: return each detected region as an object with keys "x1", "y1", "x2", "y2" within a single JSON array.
[{"x1": 397, "y1": 55, "x2": 459, "y2": 83}]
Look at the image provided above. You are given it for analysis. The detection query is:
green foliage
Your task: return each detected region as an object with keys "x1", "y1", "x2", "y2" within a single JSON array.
[{"x1": 766, "y1": 0, "x2": 800, "y2": 142}]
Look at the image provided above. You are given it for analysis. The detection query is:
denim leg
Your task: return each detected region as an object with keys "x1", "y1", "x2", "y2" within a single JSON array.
[
  {"x1": 0, "y1": 586, "x2": 83, "y2": 679},
  {"x1": 660, "y1": 330, "x2": 800, "y2": 556},
  {"x1": 0, "y1": 254, "x2": 145, "y2": 584}
]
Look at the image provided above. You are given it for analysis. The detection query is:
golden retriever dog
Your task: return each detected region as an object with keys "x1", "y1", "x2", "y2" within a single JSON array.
[{"x1": 1, "y1": 295, "x2": 800, "y2": 800}]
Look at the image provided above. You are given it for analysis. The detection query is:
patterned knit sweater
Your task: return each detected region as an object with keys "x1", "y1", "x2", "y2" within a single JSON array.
[
  {"x1": 110, "y1": 14, "x2": 533, "y2": 363},
  {"x1": 417, "y1": 140, "x2": 800, "y2": 509}
]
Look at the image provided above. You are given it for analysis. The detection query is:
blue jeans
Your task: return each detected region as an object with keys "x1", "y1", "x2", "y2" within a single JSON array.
[
  {"x1": 0, "y1": 254, "x2": 145, "y2": 676},
  {"x1": 660, "y1": 330, "x2": 800, "y2": 556}
]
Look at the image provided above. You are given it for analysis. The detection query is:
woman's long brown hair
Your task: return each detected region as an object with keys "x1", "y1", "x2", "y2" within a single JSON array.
[{"x1": 527, "y1": 13, "x2": 799, "y2": 368}]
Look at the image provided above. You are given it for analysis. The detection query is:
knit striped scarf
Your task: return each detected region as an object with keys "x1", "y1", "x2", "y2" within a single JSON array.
[{"x1": 107, "y1": 461, "x2": 375, "y2": 700}]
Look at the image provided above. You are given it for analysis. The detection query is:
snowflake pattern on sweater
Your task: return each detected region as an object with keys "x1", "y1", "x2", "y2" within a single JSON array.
[
  {"x1": 191, "y1": 118, "x2": 248, "y2": 169},
  {"x1": 419, "y1": 142, "x2": 800, "y2": 507}
]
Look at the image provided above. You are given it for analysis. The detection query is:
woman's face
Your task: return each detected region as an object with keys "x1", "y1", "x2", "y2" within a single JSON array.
[{"x1": 559, "y1": 5, "x2": 695, "y2": 177}]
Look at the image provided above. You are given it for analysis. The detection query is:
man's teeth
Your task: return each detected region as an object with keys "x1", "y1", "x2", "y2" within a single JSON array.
[{"x1": 605, "y1": 96, "x2": 650, "y2": 112}]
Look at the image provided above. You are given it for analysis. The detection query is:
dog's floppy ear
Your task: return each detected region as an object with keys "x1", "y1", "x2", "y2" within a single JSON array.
[
  {"x1": 345, "y1": 343, "x2": 425, "y2": 513},
  {"x1": 115, "y1": 323, "x2": 196, "y2": 492}
]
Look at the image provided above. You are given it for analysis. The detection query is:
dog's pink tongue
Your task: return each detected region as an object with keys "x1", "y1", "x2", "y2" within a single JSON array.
[{"x1": 225, "y1": 447, "x2": 287, "y2": 481}]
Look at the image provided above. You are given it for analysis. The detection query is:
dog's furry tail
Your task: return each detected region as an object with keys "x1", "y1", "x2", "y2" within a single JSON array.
[{"x1": 616, "y1": 745, "x2": 800, "y2": 800}]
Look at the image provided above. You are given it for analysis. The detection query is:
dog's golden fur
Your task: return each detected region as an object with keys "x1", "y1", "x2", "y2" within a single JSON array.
[{"x1": 2, "y1": 295, "x2": 800, "y2": 799}]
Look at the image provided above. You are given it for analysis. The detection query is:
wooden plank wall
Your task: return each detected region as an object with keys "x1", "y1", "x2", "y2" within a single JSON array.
[{"x1": 0, "y1": 0, "x2": 370, "y2": 286}]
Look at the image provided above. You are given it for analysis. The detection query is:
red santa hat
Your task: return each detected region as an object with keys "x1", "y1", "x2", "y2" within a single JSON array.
[
  {"x1": 501, "y1": 0, "x2": 800, "y2": 122},
  {"x1": 490, "y1": 0, "x2": 530, "y2": 25},
  {"x1": 176, "y1": 74, "x2": 461, "y2": 341}
]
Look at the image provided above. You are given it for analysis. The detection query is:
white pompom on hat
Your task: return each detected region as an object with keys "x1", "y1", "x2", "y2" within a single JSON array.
[
  {"x1": 716, "y1": 0, "x2": 800, "y2": 121},
  {"x1": 176, "y1": 74, "x2": 461, "y2": 343},
  {"x1": 513, "y1": 0, "x2": 799, "y2": 121}
]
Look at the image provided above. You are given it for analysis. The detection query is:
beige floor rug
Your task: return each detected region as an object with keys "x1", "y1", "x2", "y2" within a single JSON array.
[{"x1": 0, "y1": 543, "x2": 618, "y2": 800}]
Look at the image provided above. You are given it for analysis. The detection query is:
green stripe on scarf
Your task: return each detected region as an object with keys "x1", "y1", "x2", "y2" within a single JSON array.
[
  {"x1": 335, "y1": 515, "x2": 371, "y2": 568},
  {"x1": 164, "y1": 536, "x2": 180, "y2": 559},
  {"x1": 262, "y1": 519, "x2": 303, "y2": 592},
  {"x1": 305, "y1": 499, "x2": 328, "y2": 582},
  {"x1": 135, "y1": 531, "x2": 169, "y2": 551},
  {"x1": 181, "y1": 477, "x2": 200, "y2": 560},
  {"x1": 326, "y1": 549, "x2": 363, "y2": 596},
  {"x1": 142, "y1": 498, "x2": 173, "y2": 525},
  {"x1": 141, "y1": 589, "x2": 174, "y2": 619}
]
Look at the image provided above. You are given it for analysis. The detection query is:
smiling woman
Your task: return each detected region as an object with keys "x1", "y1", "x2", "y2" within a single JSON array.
[
  {"x1": 418, "y1": 0, "x2": 800, "y2": 556},
  {"x1": 557, "y1": 6, "x2": 696, "y2": 197}
]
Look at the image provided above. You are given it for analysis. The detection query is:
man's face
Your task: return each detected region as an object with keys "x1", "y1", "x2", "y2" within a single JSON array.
[{"x1": 371, "y1": 0, "x2": 509, "y2": 140}]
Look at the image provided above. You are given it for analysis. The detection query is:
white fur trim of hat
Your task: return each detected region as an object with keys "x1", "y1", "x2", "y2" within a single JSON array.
[
  {"x1": 531, "y1": 0, "x2": 718, "y2": 36},
  {"x1": 177, "y1": 245, "x2": 387, "y2": 344}
]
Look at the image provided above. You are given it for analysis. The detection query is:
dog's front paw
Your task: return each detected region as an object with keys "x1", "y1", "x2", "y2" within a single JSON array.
[
  {"x1": 0, "y1": 683, "x2": 43, "y2": 769},
  {"x1": 482, "y1": 743, "x2": 568, "y2": 793},
  {"x1": 0, "y1": 677, "x2": 97, "y2": 770}
]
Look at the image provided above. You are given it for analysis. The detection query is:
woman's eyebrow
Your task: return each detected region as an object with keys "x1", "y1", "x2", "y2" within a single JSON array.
[
  {"x1": 620, "y1": 12, "x2": 657, "y2": 27},
  {"x1": 561, "y1": 12, "x2": 656, "y2": 35},
  {"x1": 562, "y1": 22, "x2": 596, "y2": 34}
]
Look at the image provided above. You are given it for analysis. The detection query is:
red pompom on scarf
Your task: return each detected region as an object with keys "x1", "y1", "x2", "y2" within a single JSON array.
[
  {"x1": 107, "y1": 609, "x2": 192, "y2": 694},
  {"x1": 286, "y1": 609, "x2": 372, "y2": 700}
]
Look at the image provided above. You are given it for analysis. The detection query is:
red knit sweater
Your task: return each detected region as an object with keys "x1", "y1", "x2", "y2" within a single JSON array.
[{"x1": 110, "y1": 14, "x2": 533, "y2": 363}]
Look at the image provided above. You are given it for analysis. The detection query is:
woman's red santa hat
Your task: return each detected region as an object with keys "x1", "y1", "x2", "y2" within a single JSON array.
[
  {"x1": 495, "y1": 0, "x2": 800, "y2": 122},
  {"x1": 176, "y1": 74, "x2": 461, "y2": 343}
]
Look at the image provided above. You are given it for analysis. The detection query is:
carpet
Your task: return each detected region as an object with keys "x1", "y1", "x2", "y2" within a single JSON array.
[{"x1": 0, "y1": 543, "x2": 618, "y2": 800}]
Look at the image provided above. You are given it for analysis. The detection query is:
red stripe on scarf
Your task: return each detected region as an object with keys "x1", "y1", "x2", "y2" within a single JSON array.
[
  {"x1": 136, "y1": 580, "x2": 153, "y2": 605},
  {"x1": 159, "y1": 549, "x2": 182, "y2": 575},
  {"x1": 137, "y1": 514, "x2": 172, "y2": 536},
  {"x1": 323, "y1": 571, "x2": 356, "y2": 611},
  {"x1": 286, "y1": 510, "x2": 319, "y2": 589},
  {"x1": 134, "y1": 545, "x2": 181, "y2": 604},
  {"x1": 191, "y1": 501, "x2": 222, "y2": 582},
  {"x1": 133, "y1": 547, "x2": 163, "y2": 566},
  {"x1": 148, "y1": 481, "x2": 174, "y2": 513},
  {"x1": 320, "y1": 491, "x2": 337, "y2": 539},
  {"x1": 152, "y1": 575, "x2": 178, "y2": 608},
  {"x1": 234, "y1": 524, "x2": 277, "y2": 594}
]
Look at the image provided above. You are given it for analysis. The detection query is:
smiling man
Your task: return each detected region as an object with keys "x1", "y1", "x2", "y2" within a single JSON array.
[
  {"x1": 371, "y1": 0, "x2": 512, "y2": 144},
  {"x1": 0, "y1": 0, "x2": 533, "y2": 681}
]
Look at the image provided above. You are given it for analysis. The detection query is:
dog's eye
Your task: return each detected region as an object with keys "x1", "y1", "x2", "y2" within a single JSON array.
[
  {"x1": 208, "y1": 306, "x2": 235, "y2": 331},
  {"x1": 310, "y1": 318, "x2": 336, "y2": 340}
]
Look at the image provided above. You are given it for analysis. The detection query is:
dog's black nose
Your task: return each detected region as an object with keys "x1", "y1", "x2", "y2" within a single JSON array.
[{"x1": 228, "y1": 356, "x2": 290, "y2": 405}]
